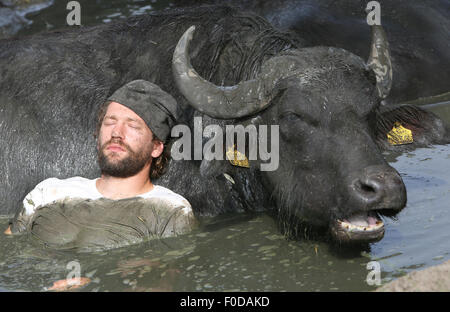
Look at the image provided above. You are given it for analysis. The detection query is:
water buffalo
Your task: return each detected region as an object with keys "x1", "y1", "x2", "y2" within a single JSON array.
[
  {"x1": 1, "y1": 5, "x2": 448, "y2": 244},
  {"x1": 173, "y1": 0, "x2": 450, "y2": 105}
]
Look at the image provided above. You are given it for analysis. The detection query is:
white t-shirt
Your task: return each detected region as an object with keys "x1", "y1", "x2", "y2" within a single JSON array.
[{"x1": 21, "y1": 176, "x2": 193, "y2": 217}]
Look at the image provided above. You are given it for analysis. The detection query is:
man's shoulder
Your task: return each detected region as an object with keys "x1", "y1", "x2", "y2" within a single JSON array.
[
  {"x1": 36, "y1": 176, "x2": 96, "y2": 190},
  {"x1": 21, "y1": 176, "x2": 99, "y2": 217},
  {"x1": 150, "y1": 185, "x2": 187, "y2": 199},
  {"x1": 150, "y1": 185, "x2": 180, "y2": 195},
  {"x1": 30, "y1": 176, "x2": 100, "y2": 203},
  {"x1": 143, "y1": 185, "x2": 192, "y2": 210}
]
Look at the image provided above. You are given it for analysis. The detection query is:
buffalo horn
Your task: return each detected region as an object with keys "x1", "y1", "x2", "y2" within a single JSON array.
[
  {"x1": 172, "y1": 26, "x2": 290, "y2": 119},
  {"x1": 367, "y1": 25, "x2": 393, "y2": 99}
]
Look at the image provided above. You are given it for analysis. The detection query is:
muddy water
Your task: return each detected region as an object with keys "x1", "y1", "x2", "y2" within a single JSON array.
[
  {"x1": 15, "y1": 0, "x2": 174, "y2": 37},
  {"x1": 0, "y1": 143, "x2": 449, "y2": 292},
  {"x1": 1, "y1": 0, "x2": 449, "y2": 292}
]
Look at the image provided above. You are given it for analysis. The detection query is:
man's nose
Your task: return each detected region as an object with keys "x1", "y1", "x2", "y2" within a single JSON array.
[{"x1": 111, "y1": 122, "x2": 125, "y2": 138}]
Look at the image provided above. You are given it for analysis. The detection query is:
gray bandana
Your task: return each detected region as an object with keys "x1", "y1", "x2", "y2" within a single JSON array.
[{"x1": 107, "y1": 80, "x2": 178, "y2": 142}]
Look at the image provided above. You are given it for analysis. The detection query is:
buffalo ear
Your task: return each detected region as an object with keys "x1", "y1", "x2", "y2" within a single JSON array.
[{"x1": 375, "y1": 104, "x2": 450, "y2": 150}]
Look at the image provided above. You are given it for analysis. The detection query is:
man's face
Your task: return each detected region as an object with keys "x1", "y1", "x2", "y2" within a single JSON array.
[{"x1": 97, "y1": 102, "x2": 163, "y2": 178}]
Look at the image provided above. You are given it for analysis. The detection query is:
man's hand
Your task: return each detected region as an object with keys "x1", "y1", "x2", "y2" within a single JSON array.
[
  {"x1": 47, "y1": 277, "x2": 91, "y2": 291},
  {"x1": 4, "y1": 226, "x2": 12, "y2": 235}
]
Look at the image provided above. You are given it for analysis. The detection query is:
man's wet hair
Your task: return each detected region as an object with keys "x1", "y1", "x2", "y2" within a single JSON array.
[{"x1": 94, "y1": 101, "x2": 170, "y2": 179}]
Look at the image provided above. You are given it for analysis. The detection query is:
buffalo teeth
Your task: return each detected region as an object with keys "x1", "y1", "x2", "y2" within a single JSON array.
[{"x1": 338, "y1": 219, "x2": 384, "y2": 232}]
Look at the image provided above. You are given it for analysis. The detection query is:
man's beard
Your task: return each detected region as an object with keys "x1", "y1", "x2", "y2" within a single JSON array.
[{"x1": 97, "y1": 139, "x2": 153, "y2": 178}]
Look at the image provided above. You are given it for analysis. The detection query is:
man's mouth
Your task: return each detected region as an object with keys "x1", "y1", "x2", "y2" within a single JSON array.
[
  {"x1": 106, "y1": 143, "x2": 127, "y2": 153},
  {"x1": 330, "y1": 211, "x2": 386, "y2": 243}
]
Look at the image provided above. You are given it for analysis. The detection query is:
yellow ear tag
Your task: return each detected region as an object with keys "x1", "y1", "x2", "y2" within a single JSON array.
[
  {"x1": 387, "y1": 122, "x2": 413, "y2": 145},
  {"x1": 226, "y1": 145, "x2": 250, "y2": 168}
]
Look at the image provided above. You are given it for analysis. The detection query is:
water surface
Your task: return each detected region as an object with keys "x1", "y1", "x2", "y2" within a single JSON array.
[
  {"x1": 0, "y1": 144, "x2": 449, "y2": 291},
  {"x1": 1, "y1": 0, "x2": 449, "y2": 292}
]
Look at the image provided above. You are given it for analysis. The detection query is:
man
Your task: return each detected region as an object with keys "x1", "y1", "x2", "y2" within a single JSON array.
[{"x1": 4, "y1": 80, "x2": 195, "y2": 242}]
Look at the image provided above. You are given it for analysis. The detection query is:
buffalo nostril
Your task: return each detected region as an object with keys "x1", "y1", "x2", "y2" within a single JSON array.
[
  {"x1": 350, "y1": 166, "x2": 407, "y2": 209},
  {"x1": 360, "y1": 183, "x2": 376, "y2": 194},
  {"x1": 354, "y1": 179, "x2": 382, "y2": 202}
]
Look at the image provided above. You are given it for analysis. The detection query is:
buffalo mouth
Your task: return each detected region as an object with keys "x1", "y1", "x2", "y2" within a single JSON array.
[{"x1": 330, "y1": 211, "x2": 386, "y2": 243}]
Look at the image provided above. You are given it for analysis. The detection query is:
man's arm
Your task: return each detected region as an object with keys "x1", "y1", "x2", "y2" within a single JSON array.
[
  {"x1": 6, "y1": 205, "x2": 35, "y2": 235},
  {"x1": 4, "y1": 179, "x2": 48, "y2": 235}
]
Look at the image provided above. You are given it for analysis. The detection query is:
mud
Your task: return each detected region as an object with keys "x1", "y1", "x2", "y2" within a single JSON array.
[
  {"x1": 0, "y1": 0, "x2": 53, "y2": 39},
  {"x1": 377, "y1": 260, "x2": 450, "y2": 292}
]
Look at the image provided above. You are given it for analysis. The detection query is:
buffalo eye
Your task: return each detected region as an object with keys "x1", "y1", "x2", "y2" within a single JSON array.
[{"x1": 279, "y1": 111, "x2": 313, "y2": 141}]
